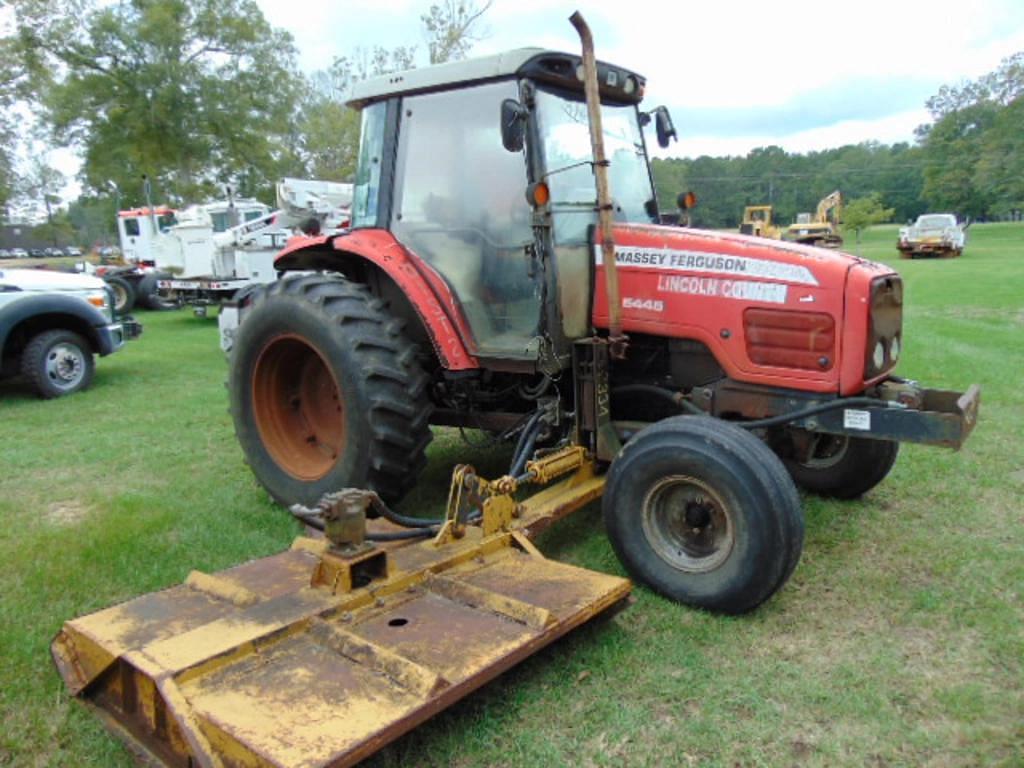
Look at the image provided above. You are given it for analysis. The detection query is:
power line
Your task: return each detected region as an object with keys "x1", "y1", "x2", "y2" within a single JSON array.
[{"x1": 670, "y1": 164, "x2": 926, "y2": 183}]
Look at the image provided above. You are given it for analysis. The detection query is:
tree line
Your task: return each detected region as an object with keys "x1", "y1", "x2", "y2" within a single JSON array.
[{"x1": 652, "y1": 52, "x2": 1024, "y2": 229}]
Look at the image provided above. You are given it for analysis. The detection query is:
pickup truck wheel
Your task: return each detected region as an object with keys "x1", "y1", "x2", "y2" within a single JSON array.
[
  {"x1": 22, "y1": 329, "x2": 95, "y2": 398},
  {"x1": 603, "y1": 416, "x2": 803, "y2": 614},
  {"x1": 105, "y1": 276, "x2": 135, "y2": 313},
  {"x1": 229, "y1": 274, "x2": 432, "y2": 508},
  {"x1": 783, "y1": 435, "x2": 898, "y2": 499}
]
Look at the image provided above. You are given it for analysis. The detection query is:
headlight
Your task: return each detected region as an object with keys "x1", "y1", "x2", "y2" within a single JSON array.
[
  {"x1": 864, "y1": 275, "x2": 903, "y2": 379},
  {"x1": 86, "y1": 289, "x2": 114, "y2": 322},
  {"x1": 873, "y1": 341, "x2": 885, "y2": 370}
]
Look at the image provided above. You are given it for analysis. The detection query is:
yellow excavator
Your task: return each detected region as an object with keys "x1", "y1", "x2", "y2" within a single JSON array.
[
  {"x1": 739, "y1": 204, "x2": 782, "y2": 239},
  {"x1": 786, "y1": 190, "x2": 843, "y2": 248}
]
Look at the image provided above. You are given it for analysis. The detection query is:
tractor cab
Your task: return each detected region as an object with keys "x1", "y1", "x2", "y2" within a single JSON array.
[{"x1": 346, "y1": 49, "x2": 671, "y2": 366}]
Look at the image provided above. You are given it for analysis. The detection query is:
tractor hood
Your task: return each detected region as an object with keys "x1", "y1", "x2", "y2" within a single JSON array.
[{"x1": 594, "y1": 223, "x2": 897, "y2": 396}]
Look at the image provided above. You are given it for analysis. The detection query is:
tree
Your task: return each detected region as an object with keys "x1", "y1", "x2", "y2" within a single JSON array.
[
  {"x1": 842, "y1": 194, "x2": 894, "y2": 247},
  {"x1": 421, "y1": 1, "x2": 491, "y2": 65},
  {"x1": 920, "y1": 101, "x2": 999, "y2": 218},
  {"x1": 13, "y1": 0, "x2": 306, "y2": 204},
  {"x1": 13, "y1": 155, "x2": 65, "y2": 237},
  {"x1": 0, "y1": 29, "x2": 27, "y2": 217},
  {"x1": 297, "y1": 1, "x2": 490, "y2": 183},
  {"x1": 299, "y1": 48, "x2": 416, "y2": 182},
  {"x1": 973, "y1": 95, "x2": 1024, "y2": 216},
  {"x1": 924, "y1": 52, "x2": 1024, "y2": 119}
]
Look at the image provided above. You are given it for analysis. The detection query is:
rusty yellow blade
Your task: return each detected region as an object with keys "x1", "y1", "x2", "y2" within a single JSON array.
[{"x1": 54, "y1": 531, "x2": 630, "y2": 767}]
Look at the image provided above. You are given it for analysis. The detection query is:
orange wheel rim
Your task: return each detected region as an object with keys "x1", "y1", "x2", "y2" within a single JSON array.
[{"x1": 252, "y1": 334, "x2": 345, "y2": 481}]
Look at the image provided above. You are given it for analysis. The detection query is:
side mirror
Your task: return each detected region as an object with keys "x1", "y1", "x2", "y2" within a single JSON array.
[
  {"x1": 676, "y1": 190, "x2": 697, "y2": 210},
  {"x1": 501, "y1": 99, "x2": 527, "y2": 152},
  {"x1": 655, "y1": 106, "x2": 677, "y2": 148}
]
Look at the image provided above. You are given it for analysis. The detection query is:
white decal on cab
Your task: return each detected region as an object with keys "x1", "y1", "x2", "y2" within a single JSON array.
[{"x1": 622, "y1": 297, "x2": 665, "y2": 312}]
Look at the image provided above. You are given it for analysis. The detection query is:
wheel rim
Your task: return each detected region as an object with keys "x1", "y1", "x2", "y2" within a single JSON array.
[
  {"x1": 801, "y1": 435, "x2": 849, "y2": 469},
  {"x1": 111, "y1": 283, "x2": 128, "y2": 311},
  {"x1": 641, "y1": 475, "x2": 734, "y2": 573},
  {"x1": 252, "y1": 335, "x2": 345, "y2": 481},
  {"x1": 45, "y1": 343, "x2": 87, "y2": 391}
]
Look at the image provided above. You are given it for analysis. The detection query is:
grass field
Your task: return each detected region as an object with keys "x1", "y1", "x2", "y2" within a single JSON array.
[{"x1": 1, "y1": 223, "x2": 1021, "y2": 767}]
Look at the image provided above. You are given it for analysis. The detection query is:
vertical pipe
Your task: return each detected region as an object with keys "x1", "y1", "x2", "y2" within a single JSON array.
[{"x1": 569, "y1": 11, "x2": 626, "y2": 357}]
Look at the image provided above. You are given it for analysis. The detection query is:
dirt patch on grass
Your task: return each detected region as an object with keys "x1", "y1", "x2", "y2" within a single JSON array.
[{"x1": 44, "y1": 500, "x2": 91, "y2": 526}]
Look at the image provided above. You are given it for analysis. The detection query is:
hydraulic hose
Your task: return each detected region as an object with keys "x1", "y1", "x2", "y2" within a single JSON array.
[
  {"x1": 613, "y1": 385, "x2": 898, "y2": 430},
  {"x1": 736, "y1": 397, "x2": 899, "y2": 430},
  {"x1": 368, "y1": 495, "x2": 443, "y2": 528},
  {"x1": 612, "y1": 384, "x2": 704, "y2": 415},
  {"x1": 289, "y1": 495, "x2": 442, "y2": 531},
  {"x1": 508, "y1": 410, "x2": 544, "y2": 476},
  {"x1": 366, "y1": 528, "x2": 436, "y2": 541},
  {"x1": 510, "y1": 416, "x2": 544, "y2": 478}
]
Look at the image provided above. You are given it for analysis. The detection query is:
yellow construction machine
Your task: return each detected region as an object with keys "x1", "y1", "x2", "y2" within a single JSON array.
[
  {"x1": 786, "y1": 190, "x2": 843, "y2": 248},
  {"x1": 739, "y1": 204, "x2": 783, "y2": 239}
]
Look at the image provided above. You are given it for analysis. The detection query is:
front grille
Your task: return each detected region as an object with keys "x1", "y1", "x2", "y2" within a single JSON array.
[
  {"x1": 864, "y1": 275, "x2": 903, "y2": 378},
  {"x1": 744, "y1": 308, "x2": 836, "y2": 371}
]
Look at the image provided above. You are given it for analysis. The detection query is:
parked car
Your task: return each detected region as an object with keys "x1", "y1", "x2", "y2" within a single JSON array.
[
  {"x1": 0, "y1": 249, "x2": 10, "y2": 259},
  {"x1": 28, "y1": 248, "x2": 46, "y2": 258},
  {"x1": 10, "y1": 248, "x2": 29, "y2": 259},
  {"x1": 66, "y1": 246, "x2": 83, "y2": 257},
  {"x1": 897, "y1": 213, "x2": 967, "y2": 258},
  {"x1": 0, "y1": 268, "x2": 142, "y2": 397}
]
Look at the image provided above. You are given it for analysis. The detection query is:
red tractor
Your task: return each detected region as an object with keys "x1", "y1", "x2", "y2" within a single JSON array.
[
  {"x1": 53, "y1": 19, "x2": 981, "y2": 766},
  {"x1": 226, "y1": 45, "x2": 978, "y2": 616}
]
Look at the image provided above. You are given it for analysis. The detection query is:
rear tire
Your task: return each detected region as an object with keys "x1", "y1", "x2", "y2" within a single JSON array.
[
  {"x1": 137, "y1": 273, "x2": 178, "y2": 310},
  {"x1": 105, "y1": 276, "x2": 135, "y2": 314},
  {"x1": 21, "y1": 329, "x2": 95, "y2": 398},
  {"x1": 783, "y1": 435, "x2": 898, "y2": 499},
  {"x1": 604, "y1": 416, "x2": 804, "y2": 614},
  {"x1": 229, "y1": 274, "x2": 432, "y2": 507}
]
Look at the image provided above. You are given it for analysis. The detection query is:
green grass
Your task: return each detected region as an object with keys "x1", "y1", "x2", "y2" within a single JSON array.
[{"x1": 1, "y1": 223, "x2": 1022, "y2": 766}]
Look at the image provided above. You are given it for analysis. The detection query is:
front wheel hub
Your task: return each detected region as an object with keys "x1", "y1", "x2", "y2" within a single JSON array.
[
  {"x1": 46, "y1": 344, "x2": 86, "y2": 390},
  {"x1": 641, "y1": 476, "x2": 734, "y2": 573}
]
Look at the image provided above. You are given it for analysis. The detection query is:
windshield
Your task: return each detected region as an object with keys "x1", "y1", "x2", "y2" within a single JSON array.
[
  {"x1": 535, "y1": 88, "x2": 655, "y2": 242},
  {"x1": 918, "y1": 215, "x2": 955, "y2": 229}
]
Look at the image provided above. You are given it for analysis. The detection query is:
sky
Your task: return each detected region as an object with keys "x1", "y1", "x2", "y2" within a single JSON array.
[
  {"x1": 256, "y1": 0, "x2": 1024, "y2": 158},
  {"x1": 26, "y1": 0, "x2": 1024, "y2": 206}
]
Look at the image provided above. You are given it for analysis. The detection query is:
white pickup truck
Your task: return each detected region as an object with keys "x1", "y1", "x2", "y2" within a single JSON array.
[
  {"x1": 897, "y1": 213, "x2": 966, "y2": 258},
  {"x1": 0, "y1": 269, "x2": 141, "y2": 398}
]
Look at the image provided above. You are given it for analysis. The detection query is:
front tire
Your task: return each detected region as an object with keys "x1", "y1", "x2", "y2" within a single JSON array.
[
  {"x1": 604, "y1": 416, "x2": 804, "y2": 614},
  {"x1": 22, "y1": 329, "x2": 95, "y2": 398},
  {"x1": 783, "y1": 434, "x2": 898, "y2": 499},
  {"x1": 229, "y1": 274, "x2": 432, "y2": 507}
]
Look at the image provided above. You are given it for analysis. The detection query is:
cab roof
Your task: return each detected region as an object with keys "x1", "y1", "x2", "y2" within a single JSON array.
[
  {"x1": 118, "y1": 207, "x2": 175, "y2": 218},
  {"x1": 346, "y1": 48, "x2": 645, "y2": 109}
]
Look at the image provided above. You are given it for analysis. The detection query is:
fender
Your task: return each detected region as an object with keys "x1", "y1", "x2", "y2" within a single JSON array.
[
  {"x1": 274, "y1": 230, "x2": 478, "y2": 370},
  {"x1": 0, "y1": 294, "x2": 111, "y2": 356}
]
